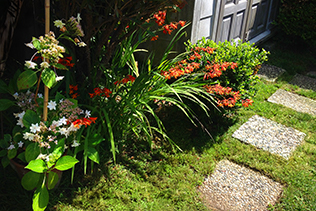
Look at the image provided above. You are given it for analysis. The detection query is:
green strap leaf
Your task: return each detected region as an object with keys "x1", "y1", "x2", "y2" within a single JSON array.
[
  {"x1": 0, "y1": 99, "x2": 15, "y2": 111},
  {"x1": 87, "y1": 147, "x2": 100, "y2": 164},
  {"x1": 41, "y1": 68, "x2": 56, "y2": 89},
  {"x1": 21, "y1": 171, "x2": 41, "y2": 191},
  {"x1": 54, "y1": 155, "x2": 79, "y2": 171},
  {"x1": 47, "y1": 171, "x2": 59, "y2": 190},
  {"x1": 25, "y1": 159, "x2": 47, "y2": 173},
  {"x1": 17, "y1": 70, "x2": 38, "y2": 90}
]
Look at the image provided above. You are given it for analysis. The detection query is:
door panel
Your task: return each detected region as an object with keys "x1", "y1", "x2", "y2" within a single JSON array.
[
  {"x1": 216, "y1": 0, "x2": 248, "y2": 42},
  {"x1": 246, "y1": 0, "x2": 270, "y2": 40}
]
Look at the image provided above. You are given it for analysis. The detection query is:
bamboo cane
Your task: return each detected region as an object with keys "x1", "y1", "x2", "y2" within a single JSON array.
[{"x1": 43, "y1": 0, "x2": 50, "y2": 121}]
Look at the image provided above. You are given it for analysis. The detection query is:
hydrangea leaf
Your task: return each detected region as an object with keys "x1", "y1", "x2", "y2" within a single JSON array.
[
  {"x1": 21, "y1": 171, "x2": 41, "y2": 190},
  {"x1": 22, "y1": 110, "x2": 40, "y2": 129},
  {"x1": 54, "y1": 155, "x2": 79, "y2": 171},
  {"x1": 32, "y1": 183, "x2": 49, "y2": 211},
  {"x1": 47, "y1": 171, "x2": 59, "y2": 190},
  {"x1": 25, "y1": 143, "x2": 40, "y2": 163},
  {"x1": 87, "y1": 147, "x2": 100, "y2": 164},
  {"x1": 41, "y1": 68, "x2": 56, "y2": 89},
  {"x1": 17, "y1": 70, "x2": 38, "y2": 90},
  {"x1": 25, "y1": 159, "x2": 47, "y2": 173},
  {"x1": 0, "y1": 99, "x2": 15, "y2": 111}
]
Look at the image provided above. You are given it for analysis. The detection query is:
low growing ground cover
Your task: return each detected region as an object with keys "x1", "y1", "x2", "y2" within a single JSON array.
[{"x1": 1, "y1": 36, "x2": 316, "y2": 210}]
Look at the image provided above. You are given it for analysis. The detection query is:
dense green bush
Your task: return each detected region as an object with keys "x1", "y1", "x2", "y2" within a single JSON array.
[
  {"x1": 277, "y1": 0, "x2": 316, "y2": 45},
  {"x1": 162, "y1": 38, "x2": 269, "y2": 109}
]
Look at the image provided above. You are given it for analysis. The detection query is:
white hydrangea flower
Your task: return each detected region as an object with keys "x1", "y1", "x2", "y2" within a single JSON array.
[
  {"x1": 25, "y1": 42, "x2": 35, "y2": 49},
  {"x1": 38, "y1": 93, "x2": 43, "y2": 98},
  {"x1": 56, "y1": 76, "x2": 64, "y2": 82},
  {"x1": 59, "y1": 127, "x2": 69, "y2": 138},
  {"x1": 13, "y1": 92, "x2": 19, "y2": 99},
  {"x1": 47, "y1": 100, "x2": 57, "y2": 110},
  {"x1": 18, "y1": 141, "x2": 24, "y2": 148},
  {"x1": 76, "y1": 13, "x2": 82, "y2": 23},
  {"x1": 59, "y1": 116, "x2": 68, "y2": 126},
  {"x1": 54, "y1": 20, "x2": 65, "y2": 28},
  {"x1": 7, "y1": 144, "x2": 15, "y2": 150},
  {"x1": 68, "y1": 123, "x2": 79, "y2": 132},
  {"x1": 85, "y1": 110, "x2": 91, "y2": 118},
  {"x1": 78, "y1": 42, "x2": 86, "y2": 47},
  {"x1": 17, "y1": 118, "x2": 24, "y2": 128},
  {"x1": 71, "y1": 140, "x2": 80, "y2": 147},
  {"x1": 23, "y1": 132, "x2": 35, "y2": 141},
  {"x1": 25, "y1": 61, "x2": 37, "y2": 69},
  {"x1": 40, "y1": 61, "x2": 50, "y2": 69},
  {"x1": 30, "y1": 123, "x2": 41, "y2": 133}
]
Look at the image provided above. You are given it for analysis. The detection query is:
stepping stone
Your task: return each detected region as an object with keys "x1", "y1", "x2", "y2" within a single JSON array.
[
  {"x1": 232, "y1": 115, "x2": 305, "y2": 159},
  {"x1": 267, "y1": 89, "x2": 316, "y2": 115},
  {"x1": 289, "y1": 74, "x2": 316, "y2": 91},
  {"x1": 199, "y1": 160, "x2": 283, "y2": 211},
  {"x1": 257, "y1": 64, "x2": 286, "y2": 82}
]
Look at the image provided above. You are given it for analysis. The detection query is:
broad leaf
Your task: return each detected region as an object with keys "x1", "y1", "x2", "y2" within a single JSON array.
[
  {"x1": 25, "y1": 143, "x2": 40, "y2": 163},
  {"x1": 88, "y1": 133, "x2": 104, "y2": 146},
  {"x1": 54, "y1": 156, "x2": 79, "y2": 171},
  {"x1": 0, "y1": 99, "x2": 14, "y2": 111},
  {"x1": 47, "y1": 171, "x2": 59, "y2": 190},
  {"x1": 17, "y1": 151, "x2": 26, "y2": 163},
  {"x1": 7, "y1": 148, "x2": 17, "y2": 160},
  {"x1": 17, "y1": 70, "x2": 38, "y2": 90},
  {"x1": 32, "y1": 183, "x2": 49, "y2": 211},
  {"x1": 21, "y1": 171, "x2": 41, "y2": 190},
  {"x1": 52, "y1": 63, "x2": 67, "y2": 70},
  {"x1": 25, "y1": 159, "x2": 47, "y2": 173},
  {"x1": 0, "y1": 150, "x2": 6, "y2": 157},
  {"x1": 32, "y1": 37, "x2": 41, "y2": 50},
  {"x1": 1, "y1": 156, "x2": 10, "y2": 168},
  {"x1": 0, "y1": 79, "x2": 8, "y2": 93},
  {"x1": 22, "y1": 110, "x2": 40, "y2": 129},
  {"x1": 41, "y1": 68, "x2": 56, "y2": 88},
  {"x1": 87, "y1": 147, "x2": 100, "y2": 164}
]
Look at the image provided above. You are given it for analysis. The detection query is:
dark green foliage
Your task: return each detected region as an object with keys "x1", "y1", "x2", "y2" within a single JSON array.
[{"x1": 277, "y1": 0, "x2": 316, "y2": 45}]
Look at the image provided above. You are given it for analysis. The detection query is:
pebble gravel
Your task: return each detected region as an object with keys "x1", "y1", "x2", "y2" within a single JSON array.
[
  {"x1": 257, "y1": 64, "x2": 286, "y2": 82},
  {"x1": 267, "y1": 89, "x2": 316, "y2": 115},
  {"x1": 199, "y1": 160, "x2": 283, "y2": 211},
  {"x1": 232, "y1": 115, "x2": 305, "y2": 160},
  {"x1": 289, "y1": 74, "x2": 316, "y2": 91}
]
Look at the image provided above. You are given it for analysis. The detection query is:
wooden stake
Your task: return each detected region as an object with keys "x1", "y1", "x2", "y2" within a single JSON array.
[{"x1": 43, "y1": 0, "x2": 50, "y2": 121}]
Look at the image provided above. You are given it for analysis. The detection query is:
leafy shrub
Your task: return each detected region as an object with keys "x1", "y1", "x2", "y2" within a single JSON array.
[
  {"x1": 161, "y1": 38, "x2": 269, "y2": 109},
  {"x1": 277, "y1": 0, "x2": 316, "y2": 45}
]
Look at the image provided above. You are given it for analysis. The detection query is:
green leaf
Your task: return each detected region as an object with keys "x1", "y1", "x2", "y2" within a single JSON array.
[
  {"x1": 47, "y1": 171, "x2": 59, "y2": 190},
  {"x1": 22, "y1": 110, "x2": 40, "y2": 129},
  {"x1": 52, "y1": 63, "x2": 67, "y2": 70},
  {"x1": 25, "y1": 159, "x2": 47, "y2": 173},
  {"x1": 21, "y1": 171, "x2": 41, "y2": 190},
  {"x1": 25, "y1": 143, "x2": 40, "y2": 163},
  {"x1": 17, "y1": 70, "x2": 38, "y2": 90},
  {"x1": 7, "y1": 148, "x2": 17, "y2": 159},
  {"x1": 32, "y1": 37, "x2": 41, "y2": 50},
  {"x1": 0, "y1": 150, "x2": 6, "y2": 157},
  {"x1": 0, "y1": 99, "x2": 15, "y2": 111},
  {"x1": 17, "y1": 151, "x2": 26, "y2": 163},
  {"x1": 47, "y1": 139, "x2": 64, "y2": 168},
  {"x1": 88, "y1": 133, "x2": 104, "y2": 146},
  {"x1": 32, "y1": 183, "x2": 49, "y2": 211},
  {"x1": 87, "y1": 147, "x2": 100, "y2": 164},
  {"x1": 54, "y1": 155, "x2": 79, "y2": 171},
  {"x1": 0, "y1": 79, "x2": 8, "y2": 93},
  {"x1": 41, "y1": 68, "x2": 56, "y2": 89},
  {"x1": 1, "y1": 156, "x2": 10, "y2": 168}
]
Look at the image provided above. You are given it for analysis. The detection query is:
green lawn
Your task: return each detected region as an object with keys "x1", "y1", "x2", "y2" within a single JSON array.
[{"x1": 1, "y1": 37, "x2": 316, "y2": 211}]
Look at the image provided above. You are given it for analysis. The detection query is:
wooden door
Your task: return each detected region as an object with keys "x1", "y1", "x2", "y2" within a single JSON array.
[
  {"x1": 215, "y1": 0, "x2": 249, "y2": 42},
  {"x1": 245, "y1": 0, "x2": 271, "y2": 40}
]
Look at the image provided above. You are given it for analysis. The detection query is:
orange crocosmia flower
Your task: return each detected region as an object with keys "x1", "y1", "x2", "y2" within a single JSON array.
[
  {"x1": 89, "y1": 93, "x2": 95, "y2": 98},
  {"x1": 170, "y1": 22, "x2": 178, "y2": 30},
  {"x1": 71, "y1": 93, "x2": 79, "y2": 99},
  {"x1": 127, "y1": 75, "x2": 135, "y2": 82},
  {"x1": 178, "y1": 21, "x2": 186, "y2": 27},
  {"x1": 151, "y1": 35, "x2": 159, "y2": 41},
  {"x1": 230, "y1": 62, "x2": 238, "y2": 69}
]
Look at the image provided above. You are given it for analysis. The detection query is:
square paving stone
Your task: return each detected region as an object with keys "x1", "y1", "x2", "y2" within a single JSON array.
[
  {"x1": 267, "y1": 89, "x2": 316, "y2": 116},
  {"x1": 199, "y1": 160, "x2": 283, "y2": 211},
  {"x1": 257, "y1": 64, "x2": 286, "y2": 82},
  {"x1": 232, "y1": 115, "x2": 305, "y2": 159},
  {"x1": 289, "y1": 74, "x2": 316, "y2": 91}
]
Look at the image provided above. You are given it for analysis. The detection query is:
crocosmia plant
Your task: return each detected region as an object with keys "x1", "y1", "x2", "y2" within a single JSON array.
[{"x1": 0, "y1": 15, "x2": 98, "y2": 211}]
